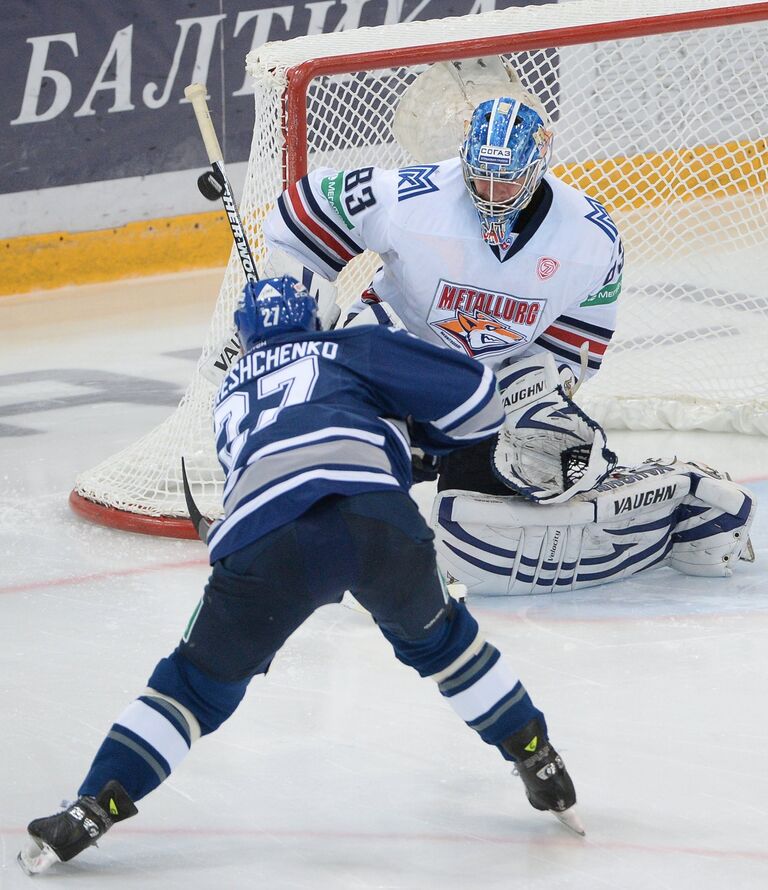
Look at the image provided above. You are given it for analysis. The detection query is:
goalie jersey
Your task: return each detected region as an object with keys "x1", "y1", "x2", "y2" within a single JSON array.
[
  {"x1": 207, "y1": 325, "x2": 502, "y2": 562},
  {"x1": 263, "y1": 158, "x2": 623, "y2": 378}
]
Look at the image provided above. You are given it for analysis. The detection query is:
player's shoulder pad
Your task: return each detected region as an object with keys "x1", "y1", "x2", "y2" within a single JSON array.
[
  {"x1": 548, "y1": 174, "x2": 621, "y2": 247},
  {"x1": 394, "y1": 159, "x2": 447, "y2": 202},
  {"x1": 304, "y1": 164, "x2": 399, "y2": 229},
  {"x1": 378, "y1": 326, "x2": 490, "y2": 377}
]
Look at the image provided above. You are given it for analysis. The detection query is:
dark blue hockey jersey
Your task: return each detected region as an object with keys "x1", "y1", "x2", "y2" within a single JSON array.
[{"x1": 206, "y1": 325, "x2": 502, "y2": 563}]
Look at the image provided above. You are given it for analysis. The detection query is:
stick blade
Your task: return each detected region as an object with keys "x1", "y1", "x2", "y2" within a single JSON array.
[{"x1": 181, "y1": 457, "x2": 211, "y2": 542}]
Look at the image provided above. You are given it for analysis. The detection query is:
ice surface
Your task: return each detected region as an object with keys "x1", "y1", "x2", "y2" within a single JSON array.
[{"x1": 1, "y1": 274, "x2": 766, "y2": 889}]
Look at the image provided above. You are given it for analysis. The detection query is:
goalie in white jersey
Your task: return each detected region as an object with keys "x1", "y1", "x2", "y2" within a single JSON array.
[{"x1": 263, "y1": 89, "x2": 755, "y2": 596}]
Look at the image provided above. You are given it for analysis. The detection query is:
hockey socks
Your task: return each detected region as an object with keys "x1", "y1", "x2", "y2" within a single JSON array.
[
  {"x1": 381, "y1": 599, "x2": 584, "y2": 831},
  {"x1": 381, "y1": 599, "x2": 544, "y2": 748},
  {"x1": 78, "y1": 692, "x2": 199, "y2": 802},
  {"x1": 79, "y1": 650, "x2": 249, "y2": 802}
]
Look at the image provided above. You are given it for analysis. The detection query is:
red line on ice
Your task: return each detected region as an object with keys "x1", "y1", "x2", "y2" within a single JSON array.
[{"x1": 0, "y1": 558, "x2": 209, "y2": 595}]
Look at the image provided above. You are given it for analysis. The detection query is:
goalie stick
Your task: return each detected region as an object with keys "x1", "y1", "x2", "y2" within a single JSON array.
[{"x1": 184, "y1": 82, "x2": 259, "y2": 284}]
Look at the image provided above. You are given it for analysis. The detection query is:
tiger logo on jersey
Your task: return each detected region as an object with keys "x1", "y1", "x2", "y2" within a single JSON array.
[
  {"x1": 429, "y1": 279, "x2": 540, "y2": 358},
  {"x1": 433, "y1": 309, "x2": 526, "y2": 357}
]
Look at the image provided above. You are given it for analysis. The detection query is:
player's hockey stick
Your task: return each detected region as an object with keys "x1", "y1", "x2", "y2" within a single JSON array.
[
  {"x1": 181, "y1": 457, "x2": 211, "y2": 542},
  {"x1": 184, "y1": 82, "x2": 257, "y2": 384},
  {"x1": 184, "y1": 82, "x2": 259, "y2": 284}
]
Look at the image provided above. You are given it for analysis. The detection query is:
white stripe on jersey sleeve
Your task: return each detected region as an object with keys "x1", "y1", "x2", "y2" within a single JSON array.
[
  {"x1": 380, "y1": 417, "x2": 411, "y2": 461},
  {"x1": 431, "y1": 365, "x2": 496, "y2": 432}
]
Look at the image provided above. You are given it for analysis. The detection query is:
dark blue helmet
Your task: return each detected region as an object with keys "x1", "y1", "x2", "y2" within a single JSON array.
[
  {"x1": 461, "y1": 97, "x2": 553, "y2": 248},
  {"x1": 234, "y1": 276, "x2": 319, "y2": 351}
]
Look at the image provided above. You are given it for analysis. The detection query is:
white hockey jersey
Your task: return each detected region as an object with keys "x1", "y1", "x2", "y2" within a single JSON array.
[{"x1": 263, "y1": 157, "x2": 623, "y2": 378}]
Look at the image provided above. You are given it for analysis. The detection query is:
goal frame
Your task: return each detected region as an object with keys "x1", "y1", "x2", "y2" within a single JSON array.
[{"x1": 68, "y1": 0, "x2": 768, "y2": 538}]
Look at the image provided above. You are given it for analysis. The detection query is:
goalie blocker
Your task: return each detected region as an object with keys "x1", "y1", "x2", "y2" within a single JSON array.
[{"x1": 432, "y1": 460, "x2": 755, "y2": 596}]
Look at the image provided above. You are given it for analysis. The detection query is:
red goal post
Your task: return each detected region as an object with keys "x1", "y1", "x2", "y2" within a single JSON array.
[{"x1": 70, "y1": 0, "x2": 768, "y2": 536}]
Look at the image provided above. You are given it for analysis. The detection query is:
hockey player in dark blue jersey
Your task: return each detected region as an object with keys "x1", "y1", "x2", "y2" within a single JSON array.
[{"x1": 19, "y1": 276, "x2": 583, "y2": 875}]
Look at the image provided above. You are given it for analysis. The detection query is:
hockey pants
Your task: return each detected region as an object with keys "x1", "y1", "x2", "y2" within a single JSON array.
[{"x1": 79, "y1": 491, "x2": 542, "y2": 801}]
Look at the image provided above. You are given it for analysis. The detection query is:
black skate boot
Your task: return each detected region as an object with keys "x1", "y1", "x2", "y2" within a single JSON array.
[
  {"x1": 17, "y1": 780, "x2": 138, "y2": 875},
  {"x1": 501, "y1": 719, "x2": 585, "y2": 836}
]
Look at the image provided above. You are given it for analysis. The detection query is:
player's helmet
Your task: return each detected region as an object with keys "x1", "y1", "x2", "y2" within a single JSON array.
[
  {"x1": 234, "y1": 276, "x2": 319, "y2": 351},
  {"x1": 461, "y1": 97, "x2": 553, "y2": 248}
]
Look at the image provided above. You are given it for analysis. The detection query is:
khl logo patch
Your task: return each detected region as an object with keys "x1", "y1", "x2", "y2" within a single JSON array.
[{"x1": 537, "y1": 257, "x2": 559, "y2": 280}]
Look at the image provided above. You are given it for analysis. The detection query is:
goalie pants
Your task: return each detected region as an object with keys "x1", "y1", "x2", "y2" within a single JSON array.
[{"x1": 77, "y1": 491, "x2": 543, "y2": 802}]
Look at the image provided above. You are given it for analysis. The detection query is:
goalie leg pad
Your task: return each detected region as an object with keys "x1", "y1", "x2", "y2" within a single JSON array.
[
  {"x1": 667, "y1": 471, "x2": 756, "y2": 577},
  {"x1": 431, "y1": 490, "x2": 595, "y2": 597},
  {"x1": 431, "y1": 461, "x2": 756, "y2": 596}
]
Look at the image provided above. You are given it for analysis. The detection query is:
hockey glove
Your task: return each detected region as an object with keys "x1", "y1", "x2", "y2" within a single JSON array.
[
  {"x1": 492, "y1": 352, "x2": 616, "y2": 503},
  {"x1": 411, "y1": 448, "x2": 440, "y2": 484}
]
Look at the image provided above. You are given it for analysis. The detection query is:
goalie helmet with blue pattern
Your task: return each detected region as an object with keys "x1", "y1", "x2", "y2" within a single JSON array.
[
  {"x1": 461, "y1": 97, "x2": 553, "y2": 248},
  {"x1": 234, "y1": 275, "x2": 319, "y2": 351}
]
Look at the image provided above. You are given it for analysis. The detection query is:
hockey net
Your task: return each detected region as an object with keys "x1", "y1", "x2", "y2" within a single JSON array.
[{"x1": 71, "y1": 0, "x2": 768, "y2": 536}]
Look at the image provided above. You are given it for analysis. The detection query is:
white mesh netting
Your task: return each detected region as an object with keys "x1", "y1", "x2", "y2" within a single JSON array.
[{"x1": 74, "y1": 0, "x2": 768, "y2": 525}]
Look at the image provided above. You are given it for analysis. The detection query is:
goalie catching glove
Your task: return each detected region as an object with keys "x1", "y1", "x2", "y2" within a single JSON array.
[
  {"x1": 432, "y1": 459, "x2": 756, "y2": 597},
  {"x1": 493, "y1": 352, "x2": 616, "y2": 503}
]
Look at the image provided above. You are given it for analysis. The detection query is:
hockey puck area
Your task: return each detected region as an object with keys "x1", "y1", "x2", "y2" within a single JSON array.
[{"x1": 197, "y1": 170, "x2": 225, "y2": 201}]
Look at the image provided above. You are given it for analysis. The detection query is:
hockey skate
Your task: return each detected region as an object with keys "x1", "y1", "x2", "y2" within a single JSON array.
[
  {"x1": 17, "y1": 780, "x2": 137, "y2": 875},
  {"x1": 501, "y1": 719, "x2": 585, "y2": 836}
]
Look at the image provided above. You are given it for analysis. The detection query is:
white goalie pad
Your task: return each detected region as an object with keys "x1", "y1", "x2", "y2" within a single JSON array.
[
  {"x1": 431, "y1": 460, "x2": 756, "y2": 596},
  {"x1": 493, "y1": 352, "x2": 617, "y2": 503}
]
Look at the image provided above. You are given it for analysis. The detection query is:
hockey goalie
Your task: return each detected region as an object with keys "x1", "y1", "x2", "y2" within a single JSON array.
[{"x1": 260, "y1": 58, "x2": 756, "y2": 596}]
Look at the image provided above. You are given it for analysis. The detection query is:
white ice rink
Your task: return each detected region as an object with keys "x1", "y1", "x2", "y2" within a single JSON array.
[{"x1": 1, "y1": 272, "x2": 767, "y2": 889}]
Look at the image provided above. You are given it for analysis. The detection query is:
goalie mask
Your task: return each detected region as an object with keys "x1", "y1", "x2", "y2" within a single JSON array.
[
  {"x1": 234, "y1": 276, "x2": 319, "y2": 351},
  {"x1": 461, "y1": 97, "x2": 553, "y2": 248}
]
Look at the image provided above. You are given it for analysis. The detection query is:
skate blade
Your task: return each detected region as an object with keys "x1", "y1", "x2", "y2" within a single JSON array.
[
  {"x1": 446, "y1": 582, "x2": 467, "y2": 602},
  {"x1": 340, "y1": 591, "x2": 369, "y2": 615},
  {"x1": 17, "y1": 837, "x2": 61, "y2": 875},
  {"x1": 552, "y1": 804, "x2": 586, "y2": 837}
]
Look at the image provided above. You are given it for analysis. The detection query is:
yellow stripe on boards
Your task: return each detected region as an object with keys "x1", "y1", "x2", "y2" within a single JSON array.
[
  {"x1": 553, "y1": 138, "x2": 768, "y2": 212},
  {"x1": 0, "y1": 210, "x2": 233, "y2": 296},
  {"x1": 2, "y1": 138, "x2": 765, "y2": 296}
]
